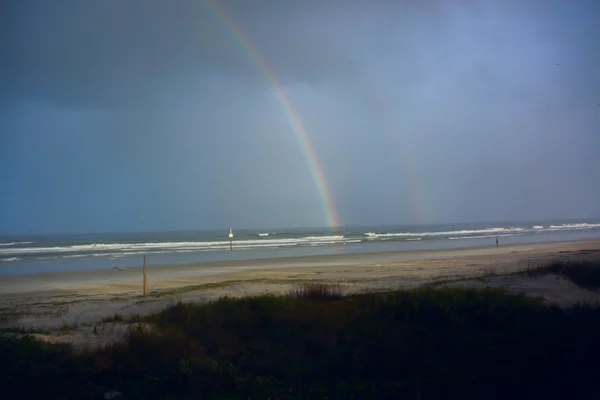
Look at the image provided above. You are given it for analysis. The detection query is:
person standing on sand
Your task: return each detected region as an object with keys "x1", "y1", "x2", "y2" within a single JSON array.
[{"x1": 496, "y1": 236, "x2": 499, "y2": 247}]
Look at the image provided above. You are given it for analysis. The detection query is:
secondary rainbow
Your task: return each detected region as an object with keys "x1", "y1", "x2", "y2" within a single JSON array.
[
  {"x1": 204, "y1": 1, "x2": 340, "y2": 231},
  {"x1": 367, "y1": 85, "x2": 431, "y2": 224}
]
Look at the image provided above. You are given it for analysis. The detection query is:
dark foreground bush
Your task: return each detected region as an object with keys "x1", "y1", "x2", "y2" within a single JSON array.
[
  {"x1": 288, "y1": 282, "x2": 343, "y2": 300},
  {"x1": 2, "y1": 287, "x2": 600, "y2": 399},
  {"x1": 524, "y1": 259, "x2": 600, "y2": 289}
]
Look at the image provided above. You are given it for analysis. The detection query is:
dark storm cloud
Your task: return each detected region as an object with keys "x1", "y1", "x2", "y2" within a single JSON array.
[
  {"x1": 1, "y1": 0, "x2": 599, "y2": 234},
  {"x1": 0, "y1": 0, "x2": 363, "y2": 107}
]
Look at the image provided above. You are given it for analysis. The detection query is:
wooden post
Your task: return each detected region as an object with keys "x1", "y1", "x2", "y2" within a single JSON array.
[{"x1": 143, "y1": 254, "x2": 147, "y2": 297}]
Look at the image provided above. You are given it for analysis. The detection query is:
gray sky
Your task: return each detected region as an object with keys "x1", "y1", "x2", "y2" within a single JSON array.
[{"x1": 1, "y1": 0, "x2": 599, "y2": 234}]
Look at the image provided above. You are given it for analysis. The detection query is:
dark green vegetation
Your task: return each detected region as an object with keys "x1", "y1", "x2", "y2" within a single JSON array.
[
  {"x1": 523, "y1": 259, "x2": 600, "y2": 289},
  {"x1": 101, "y1": 313, "x2": 125, "y2": 323},
  {"x1": 288, "y1": 281, "x2": 343, "y2": 300},
  {"x1": 1, "y1": 261, "x2": 600, "y2": 399}
]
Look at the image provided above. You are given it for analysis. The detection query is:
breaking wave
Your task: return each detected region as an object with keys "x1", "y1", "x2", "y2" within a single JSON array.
[
  {"x1": 0, "y1": 241, "x2": 34, "y2": 247},
  {"x1": 1, "y1": 221, "x2": 599, "y2": 268},
  {"x1": 365, "y1": 227, "x2": 525, "y2": 239},
  {"x1": 548, "y1": 223, "x2": 600, "y2": 230},
  {"x1": 449, "y1": 234, "x2": 515, "y2": 240},
  {"x1": 0, "y1": 235, "x2": 353, "y2": 258},
  {"x1": 0, "y1": 257, "x2": 21, "y2": 262}
]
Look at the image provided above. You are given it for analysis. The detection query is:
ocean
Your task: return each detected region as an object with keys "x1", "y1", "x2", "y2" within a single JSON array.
[{"x1": 1, "y1": 220, "x2": 600, "y2": 275}]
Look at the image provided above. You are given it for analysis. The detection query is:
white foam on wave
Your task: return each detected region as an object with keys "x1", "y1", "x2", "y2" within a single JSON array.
[
  {"x1": 548, "y1": 223, "x2": 600, "y2": 230},
  {"x1": 449, "y1": 234, "x2": 514, "y2": 240},
  {"x1": 365, "y1": 227, "x2": 524, "y2": 239},
  {"x1": 0, "y1": 257, "x2": 20, "y2": 262},
  {"x1": 302, "y1": 235, "x2": 345, "y2": 241},
  {"x1": 68, "y1": 239, "x2": 355, "y2": 257},
  {"x1": 4, "y1": 222, "x2": 598, "y2": 260},
  {"x1": 0, "y1": 235, "x2": 351, "y2": 256},
  {"x1": 308, "y1": 239, "x2": 362, "y2": 246}
]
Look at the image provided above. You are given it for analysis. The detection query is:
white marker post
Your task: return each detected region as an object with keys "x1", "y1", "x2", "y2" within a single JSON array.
[{"x1": 228, "y1": 226, "x2": 234, "y2": 255}]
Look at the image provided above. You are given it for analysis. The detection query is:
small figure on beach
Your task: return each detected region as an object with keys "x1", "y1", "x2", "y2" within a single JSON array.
[{"x1": 496, "y1": 236, "x2": 499, "y2": 247}]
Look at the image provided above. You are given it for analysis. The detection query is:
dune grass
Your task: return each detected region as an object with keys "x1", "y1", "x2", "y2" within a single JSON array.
[
  {"x1": 522, "y1": 259, "x2": 600, "y2": 289},
  {"x1": 287, "y1": 281, "x2": 343, "y2": 300},
  {"x1": 101, "y1": 313, "x2": 125, "y2": 324},
  {"x1": 1, "y1": 282, "x2": 600, "y2": 399}
]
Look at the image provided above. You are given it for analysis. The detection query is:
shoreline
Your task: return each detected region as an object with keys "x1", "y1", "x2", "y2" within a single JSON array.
[
  {"x1": 3, "y1": 232, "x2": 600, "y2": 276},
  {"x1": 1, "y1": 239, "x2": 599, "y2": 298}
]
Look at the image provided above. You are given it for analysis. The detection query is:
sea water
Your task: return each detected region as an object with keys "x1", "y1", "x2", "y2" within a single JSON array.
[{"x1": 1, "y1": 220, "x2": 600, "y2": 274}]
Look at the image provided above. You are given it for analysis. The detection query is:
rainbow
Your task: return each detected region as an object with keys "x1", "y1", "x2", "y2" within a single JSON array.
[{"x1": 204, "y1": 1, "x2": 340, "y2": 231}]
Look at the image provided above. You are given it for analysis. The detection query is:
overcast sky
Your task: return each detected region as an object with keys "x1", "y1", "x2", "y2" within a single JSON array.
[{"x1": 1, "y1": 0, "x2": 599, "y2": 234}]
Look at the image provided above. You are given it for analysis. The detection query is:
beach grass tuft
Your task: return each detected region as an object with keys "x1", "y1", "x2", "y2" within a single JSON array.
[{"x1": 288, "y1": 282, "x2": 343, "y2": 300}]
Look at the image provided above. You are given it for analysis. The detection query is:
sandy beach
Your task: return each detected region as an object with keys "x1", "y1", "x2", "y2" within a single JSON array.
[
  {"x1": 2, "y1": 239, "x2": 600, "y2": 347},
  {"x1": 3, "y1": 239, "x2": 600, "y2": 296}
]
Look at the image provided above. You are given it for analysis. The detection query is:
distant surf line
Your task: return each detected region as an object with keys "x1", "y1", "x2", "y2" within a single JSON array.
[{"x1": 204, "y1": 0, "x2": 340, "y2": 231}]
